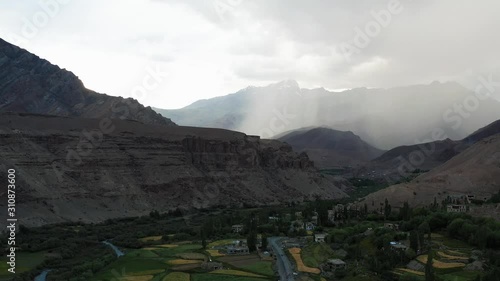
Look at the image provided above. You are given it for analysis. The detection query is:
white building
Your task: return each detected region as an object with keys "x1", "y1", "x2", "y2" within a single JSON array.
[{"x1": 314, "y1": 233, "x2": 327, "y2": 243}]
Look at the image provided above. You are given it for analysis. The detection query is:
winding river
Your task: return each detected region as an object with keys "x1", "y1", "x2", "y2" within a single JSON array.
[
  {"x1": 34, "y1": 269, "x2": 50, "y2": 281},
  {"x1": 102, "y1": 241, "x2": 125, "y2": 257}
]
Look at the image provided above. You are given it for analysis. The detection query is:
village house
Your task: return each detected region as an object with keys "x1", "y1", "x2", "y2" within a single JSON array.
[
  {"x1": 384, "y1": 223, "x2": 400, "y2": 231},
  {"x1": 232, "y1": 224, "x2": 244, "y2": 233},
  {"x1": 314, "y1": 233, "x2": 327, "y2": 243},
  {"x1": 268, "y1": 216, "x2": 280, "y2": 223},
  {"x1": 389, "y1": 242, "x2": 408, "y2": 253},
  {"x1": 226, "y1": 245, "x2": 250, "y2": 255},
  {"x1": 201, "y1": 261, "x2": 223, "y2": 271},
  {"x1": 322, "y1": 259, "x2": 346, "y2": 272},
  {"x1": 311, "y1": 215, "x2": 318, "y2": 224},
  {"x1": 282, "y1": 239, "x2": 301, "y2": 248},
  {"x1": 290, "y1": 220, "x2": 304, "y2": 231},
  {"x1": 447, "y1": 204, "x2": 468, "y2": 213},
  {"x1": 305, "y1": 222, "x2": 316, "y2": 231},
  {"x1": 295, "y1": 211, "x2": 303, "y2": 219},
  {"x1": 327, "y1": 210, "x2": 335, "y2": 223},
  {"x1": 334, "y1": 204, "x2": 344, "y2": 212}
]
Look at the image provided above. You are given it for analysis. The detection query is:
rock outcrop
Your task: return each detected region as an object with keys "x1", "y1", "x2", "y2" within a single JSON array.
[
  {"x1": 0, "y1": 113, "x2": 347, "y2": 227},
  {"x1": 0, "y1": 38, "x2": 175, "y2": 126}
]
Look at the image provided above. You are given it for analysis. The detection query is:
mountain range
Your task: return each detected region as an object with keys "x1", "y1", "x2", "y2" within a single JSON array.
[
  {"x1": 155, "y1": 80, "x2": 500, "y2": 150},
  {"x1": 1, "y1": 37, "x2": 499, "y2": 226},
  {"x1": 0, "y1": 39, "x2": 347, "y2": 227}
]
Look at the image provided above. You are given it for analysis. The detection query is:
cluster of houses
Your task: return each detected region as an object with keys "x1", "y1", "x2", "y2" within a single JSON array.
[
  {"x1": 225, "y1": 207, "x2": 424, "y2": 276},
  {"x1": 445, "y1": 194, "x2": 472, "y2": 213},
  {"x1": 289, "y1": 211, "x2": 319, "y2": 232},
  {"x1": 212, "y1": 238, "x2": 250, "y2": 256},
  {"x1": 327, "y1": 203, "x2": 363, "y2": 224}
]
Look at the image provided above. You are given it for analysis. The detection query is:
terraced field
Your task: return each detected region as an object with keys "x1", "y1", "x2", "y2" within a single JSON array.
[
  {"x1": 398, "y1": 234, "x2": 482, "y2": 281},
  {"x1": 91, "y1": 239, "x2": 274, "y2": 281}
]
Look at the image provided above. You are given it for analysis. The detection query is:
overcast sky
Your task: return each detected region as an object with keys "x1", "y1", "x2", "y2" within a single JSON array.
[{"x1": 1, "y1": 0, "x2": 499, "y2": 109}]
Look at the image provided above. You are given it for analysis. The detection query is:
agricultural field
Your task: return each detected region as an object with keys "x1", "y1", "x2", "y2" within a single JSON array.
[
  {"x1": 162, "y1": 272, "x2": 190, "y2": 281},
  {"x1": 90, "y1": 239, "x2": 275, "y2": 281},
  {"x1": 216, "y1": 251, "x2": 274, "y2": 278},
  {"x1": 288, "y1": 247, "x2": 321, "y2": 274},
  {"x1": 397, "y1": 233, "x2": 482, "y2": 281},
  {"x1": 300, "y1": 242, "x2": 336, "y2": 268}
]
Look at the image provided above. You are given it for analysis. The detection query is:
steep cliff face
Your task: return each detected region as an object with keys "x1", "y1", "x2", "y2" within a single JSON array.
[
  {"x1": 0, "y1": 38, "x2": 175, "y2": 126},
  {"x1": 0, "y1": 113, "x2": 347, "y2": 227}
]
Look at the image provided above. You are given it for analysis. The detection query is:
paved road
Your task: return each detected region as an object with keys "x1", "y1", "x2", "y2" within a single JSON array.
[{"x1": 269, "y1": 237, "x2": 295, "y2": 281}]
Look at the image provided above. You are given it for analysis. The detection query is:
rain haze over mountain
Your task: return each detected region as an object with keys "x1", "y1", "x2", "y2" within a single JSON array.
[
  {"x1": 1, "y1": 0, "x2": 500, "y2": 147},
  {"x1": 1, "y1": 0, "x2": 500, "y2": 107}
]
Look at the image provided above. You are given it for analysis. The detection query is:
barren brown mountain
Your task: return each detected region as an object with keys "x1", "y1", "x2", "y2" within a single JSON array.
[
  {"x1": 0, "y1": 38, "x2": 175, "y2": 126},
  {"x1": 364, "y1": 119, "x2": 500, "y2": 181},
  {"x1": 0, "y1": 113, "x2": 347, "y2": 227},
  {"x1": 278, "y1": 127, "x2": 385, "y2": 168},
  {"x1": 364, "y1": 134, "x2": 500, "y2": 209}
]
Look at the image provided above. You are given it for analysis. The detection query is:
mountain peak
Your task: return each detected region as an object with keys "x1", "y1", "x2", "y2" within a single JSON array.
[
  {"x1": 0, "y1": 37, "x2": 176, "y2": 126},
  {"x1": 271, "y1": 79, "x2": 300, "y2": 89}
]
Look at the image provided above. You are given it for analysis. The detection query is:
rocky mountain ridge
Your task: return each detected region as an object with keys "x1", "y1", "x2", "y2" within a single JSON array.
[
  {"x1": 0, "y1": 112, "x2": 347, "y2": 227},
  {"x1": 0, "y1": 38, "x2": 175, "y2": 126}
]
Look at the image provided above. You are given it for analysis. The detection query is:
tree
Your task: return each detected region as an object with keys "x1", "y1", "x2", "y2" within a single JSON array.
[
  {"x1": 425, "y1": 251, "x2": 435, "y2": 281},
  {"x1": 432, "y1": 197, "x2": 438, "y2": 210},
  {"x1": 410, "y1": 230, "x2": 419, "y2": 252},
  {"x1": 384, "y1": 199, "x2": 392, "y2": 220},
  {"x1": 247, "y1": 231, "x2": 257, "y2": 252},
  {"x1": 200, "y1": 229, "x2": 207, "y2": 249},
  {"x1": 261, "y1": 235, "x2": 268, "y2": 251},
  {"x1": 400, "y1": 201, "x2": 411, "y2": 221},
  {"x1": 149, "y1": 210, "x2": 160, "y2": 219},
  {"x1": 419, "y1": 221, "x2": 431, "y2": 240},
  {"x1": 162, "y1": 234, "x2": 170, "y2": 242}
]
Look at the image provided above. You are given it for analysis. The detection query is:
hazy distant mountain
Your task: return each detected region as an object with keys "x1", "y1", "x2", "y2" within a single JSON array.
[
  {"x1": 0, "y1": 38, "x2": 176, "y2": 126},
  {"x1": 278, "y1": 127, "x2": 385, "y2": 168},
  {"x1": 155, "y1": 80, "x2": 500, "y2": 149}
]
